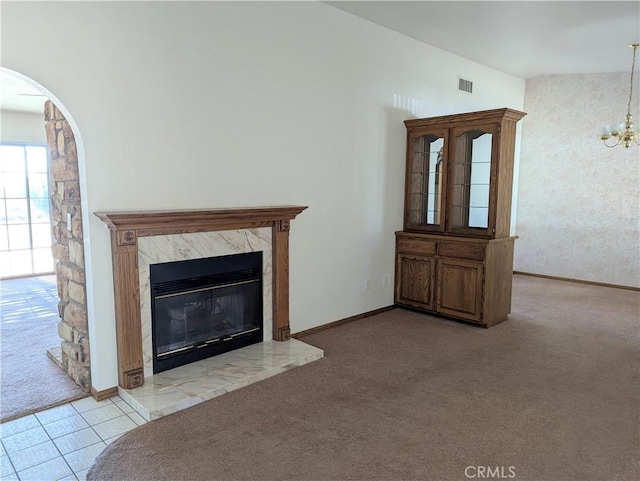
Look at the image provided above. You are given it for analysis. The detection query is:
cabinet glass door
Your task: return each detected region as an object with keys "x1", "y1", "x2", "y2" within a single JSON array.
[
  {"x1": 449, "y1": 126, "x2": 496, "y2": 235},
  {"x1": 405, "y1": 132, "x2": 446, "y2": 230}
]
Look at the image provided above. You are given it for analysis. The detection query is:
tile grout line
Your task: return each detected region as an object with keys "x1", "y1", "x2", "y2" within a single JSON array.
[
  {"x1": 1, "y1": 441, "x2": 19, "y2": 481},
  {"x1": 1, "y1": 396, "x2": 139, "y2": 480},
  {"x1": 34, "y1": 403, "x2": 80, "y2": 480},
  {"x1": 21, "y1": 401, "x2": 89, "y2": 479}
]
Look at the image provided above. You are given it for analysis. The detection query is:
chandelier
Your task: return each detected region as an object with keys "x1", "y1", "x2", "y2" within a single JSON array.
[{"x1": 599, "y1": 44, "x2": 640, "y2": 148}]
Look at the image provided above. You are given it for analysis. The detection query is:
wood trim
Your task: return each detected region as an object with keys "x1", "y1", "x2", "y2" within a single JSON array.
[
  {"x1": 396, "y1": 230, "x2": 518, "y2": 245},
  {"x1": 272, "y1": 220, "x2": 291, "y2": 341},
  {"x1": 110, "y1": 231, "x2": 144, "y2": 389},
  {"x1": 95, "y1": 206, "x2": 308, "y2": 389},
  {"x1": 494, "y1": 117, "x2": 517, "y2": 238},
  {"x1": 292, "y1": 306, "x2": 395, "y2": 339},
  {"x1": 95, "y1": 206, "x2": 307, "y2": 234},
  {"x1": 514, "y1": 271, "x2": 640, "y2": 292},
  {"x1": 91, "y1": 386, "x2": 119, "y2": 402},
  {"x1": 483, "y1": 239, "x2": 515, "y2": 327},
  {"x1": 405, "y1": 108, "x2": 526, "y2": 131}
]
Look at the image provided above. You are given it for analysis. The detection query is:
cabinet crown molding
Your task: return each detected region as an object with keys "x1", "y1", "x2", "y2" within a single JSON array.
[{"x1": 404, "y1": 107, "x2": 526, "y2": 130}]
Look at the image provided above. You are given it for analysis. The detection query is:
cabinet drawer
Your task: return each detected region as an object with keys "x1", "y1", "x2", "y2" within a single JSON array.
[
  {"x1": 397, "y1": 237, "x2": 437, "y2": 256},
  {"x1": 438, "y1": 242, "x2": 485, "y2": 261}
]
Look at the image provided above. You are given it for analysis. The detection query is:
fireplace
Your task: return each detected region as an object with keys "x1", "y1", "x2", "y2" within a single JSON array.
[
  {"x1": 95, "y1": 206, "x2": 307, "y2": 389},
  {"x1": 150, "y1": 252, "x2": 263, "y2": 373}
]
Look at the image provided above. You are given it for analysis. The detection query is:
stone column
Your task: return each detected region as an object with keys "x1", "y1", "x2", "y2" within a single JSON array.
[{"x1": 44, "y1": 101, "x2": 90, "y2": 392}]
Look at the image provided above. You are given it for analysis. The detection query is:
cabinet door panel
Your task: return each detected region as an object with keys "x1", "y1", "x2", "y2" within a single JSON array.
[
  {"x1": 396, "y1": 254, "x2": 435, "y2": 310},
  {"x1": 404, "y1": 129, "x2": 448, "y2": 232},
  {"x1": 436, "y1": 258, "x2": 483, "y2": 322},
  {"x1": 447, "y1": 123, "x2": 499, "y2": 237}
]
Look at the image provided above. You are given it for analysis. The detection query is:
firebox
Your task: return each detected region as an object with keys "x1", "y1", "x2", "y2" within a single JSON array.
[{"x1": 150, "y1": 251, "x2": 263, "y2": 374}]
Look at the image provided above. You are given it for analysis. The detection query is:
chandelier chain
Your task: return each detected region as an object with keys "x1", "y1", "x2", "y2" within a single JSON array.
[{"x1": 627, "y1": 45, "x2": 638, "y2": 115}]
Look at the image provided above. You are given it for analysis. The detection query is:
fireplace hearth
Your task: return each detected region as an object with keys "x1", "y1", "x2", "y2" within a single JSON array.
[
  {"x1": 151, "y1": 252, "x2": 263, "y2": 373},
  {"x1": 96, "y1": 206, "x2": 324, "y2": 422}
]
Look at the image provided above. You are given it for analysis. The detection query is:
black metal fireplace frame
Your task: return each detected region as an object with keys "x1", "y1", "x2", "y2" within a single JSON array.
[{"x1": 150, "y1": 251, "x2": 263, "y2": 374}]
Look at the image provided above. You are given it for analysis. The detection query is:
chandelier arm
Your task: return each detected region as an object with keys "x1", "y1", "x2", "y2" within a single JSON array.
[{"x1": 602, "y1": 137, "x2": 621, "y2": 148}]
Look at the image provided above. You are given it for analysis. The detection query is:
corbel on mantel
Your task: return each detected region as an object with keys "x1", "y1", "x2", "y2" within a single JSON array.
[{"x1": 95, "y1": 205, "x2": 307, "y2": 390}]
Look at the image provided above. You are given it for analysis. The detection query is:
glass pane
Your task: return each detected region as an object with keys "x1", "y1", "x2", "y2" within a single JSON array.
[
  {"x1": 155, "y1": 281, "x2": 260, "y2": 355},
  {"x1": 30, "y1": 198, "x2": 51, "y2": 223},
  {"x1": 28, "y1": 173, "x2": 49, "y2": 198},
  {"x1": 1, "y1": 145, "x2": 26, "y2": 173},
  {"x1": 451, "y1": 130, "x2": 492, "y2": 230},
  {"x1": 26, "y1": 146, "x2": 48, "y2": 173},
  {"x1": 8, "y1": 224, "x2": 30, "y2": 249},
  {"x1": 9, "y1": 249, "x2": 32, "y2": 276},
  {"x1": 33, "y1": 247, "x2": 54, "y2": 273},
  {"x1": 5, "y1": 199, "x2": 29, "y2": 224},
  {"x1": 469, "y1": 207, "x2": 489, "y2": 228},
  {"x1": 0, "y1": 225, "x2": 8, "y2": 251},
  {"x1": 1, "y1": 144, "x2": 53, "y2": 279},
  {"x1": 407, "y1": 134, "x2": 444, "y2": 227},
  {"x1": 3, "y1": 173, "x2": 27, "y2": 198},
  {"x1": 0, "y1": 251, "x2": 11, "y2": 277},
  {"x1": 469, "y1": 184, "x2": 490, "y2": 207},
  {"x1": 31, "y1": 222, "x2": 52, "y2": 248}
]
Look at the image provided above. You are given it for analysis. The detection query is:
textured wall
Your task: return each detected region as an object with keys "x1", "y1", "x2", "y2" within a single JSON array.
[{"x1": 516, "y1": 73, "x2": 640, "y2": 287}]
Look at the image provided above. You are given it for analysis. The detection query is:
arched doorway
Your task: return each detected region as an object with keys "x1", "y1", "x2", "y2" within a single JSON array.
[{"x1": 0, "y1": 68, "x2": 90, "y2": 421}]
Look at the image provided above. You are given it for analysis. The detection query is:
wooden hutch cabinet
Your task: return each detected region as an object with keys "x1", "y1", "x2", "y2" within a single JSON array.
[{"x1": 395, "y1": 108, "x2": 526, "y2": 327}]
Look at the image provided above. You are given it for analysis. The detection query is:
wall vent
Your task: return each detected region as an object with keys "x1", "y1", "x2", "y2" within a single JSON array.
[{"x1": 458, "y1": 77, "x2": 473, "y2": 94}]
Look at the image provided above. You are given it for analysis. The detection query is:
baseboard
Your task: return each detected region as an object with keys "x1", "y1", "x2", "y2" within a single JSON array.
[
  {"x1": 292, "y1": 306, "x2": 396, "y2": 339},
  {"x1": 513, "y1": 271, "x2": 640, "y2": 292},
  {"x1": 91, "y1": 385, "x2": 119, "y2": 402}
]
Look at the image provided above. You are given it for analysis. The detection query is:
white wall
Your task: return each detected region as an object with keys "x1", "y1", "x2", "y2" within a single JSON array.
[
  {"x1": 0, "y1": 110, "x2": 46, "y2": 144},
  {"x1": 1, "y1": 1, "x2": 525, "y2": 390},
  {"x1": 516, "y1": 73, "x2": 640, "y2": 287}
]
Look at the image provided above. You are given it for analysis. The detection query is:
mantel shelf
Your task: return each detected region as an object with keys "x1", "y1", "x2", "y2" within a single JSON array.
[{"x1": 95, "y1": 205, "x2": 308, "y2": 234}]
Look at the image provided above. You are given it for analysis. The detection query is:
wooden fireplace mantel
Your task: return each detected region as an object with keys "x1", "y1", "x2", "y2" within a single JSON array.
[{"x1": 95, "y1": 205, "x2": 308, "y2": 389}]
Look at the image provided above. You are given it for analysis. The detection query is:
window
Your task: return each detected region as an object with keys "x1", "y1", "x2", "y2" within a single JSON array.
[{"x1": 0, "y1": 144, "x2": 54, "y2": 278}]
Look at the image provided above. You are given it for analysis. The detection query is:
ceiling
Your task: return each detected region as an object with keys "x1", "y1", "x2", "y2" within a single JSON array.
[
  {"x1": 1, "y1": 71, "x2": 48, "y2": 115},
  {"x1": 2, "y1": 1, "x2": 639, "y2": 114},
  {"x1": 325, "y1": 1, "x2": 640, "y2": 79}
]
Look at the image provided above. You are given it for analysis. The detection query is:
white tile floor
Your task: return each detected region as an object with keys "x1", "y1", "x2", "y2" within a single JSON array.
[{"x1": 0, "y1": 396, "x2": 147, "y2": 481}]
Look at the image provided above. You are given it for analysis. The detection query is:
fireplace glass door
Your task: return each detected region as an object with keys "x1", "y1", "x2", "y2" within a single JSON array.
[
  {"x1": 155, "y1": 280, "x2": 260, "y2": 356},
  {"x1": 150, "y1": 252, "x2": 263, "y2": 373}
]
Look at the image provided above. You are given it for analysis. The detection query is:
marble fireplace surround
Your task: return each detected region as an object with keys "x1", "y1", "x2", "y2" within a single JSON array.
[{"x1": 95, "y1": 206, "x2": 307, "y2": 390}]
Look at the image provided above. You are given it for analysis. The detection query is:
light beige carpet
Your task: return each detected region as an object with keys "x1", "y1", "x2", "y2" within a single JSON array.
[
  {"x1": 88, "y1": 275, "x2": 639, "y2": 481},
  {"x1": 1, "y1": 275, "x2": 88, "y2": 422}
]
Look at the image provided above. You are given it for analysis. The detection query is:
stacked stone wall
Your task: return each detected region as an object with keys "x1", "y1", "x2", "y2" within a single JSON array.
[{"x1": 44, "y1": 100, "x2": 90, "y2": 392}]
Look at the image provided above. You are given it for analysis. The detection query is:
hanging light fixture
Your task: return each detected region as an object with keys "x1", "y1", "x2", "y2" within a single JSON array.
[{"x1": 599, "y1": 44, "x2": 640, "y2": 148}]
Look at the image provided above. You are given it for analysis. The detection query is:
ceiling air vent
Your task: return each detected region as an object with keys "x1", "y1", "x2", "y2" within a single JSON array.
[{"x1": 458, "y1": 77, "x2": 473, "y2": 94}]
